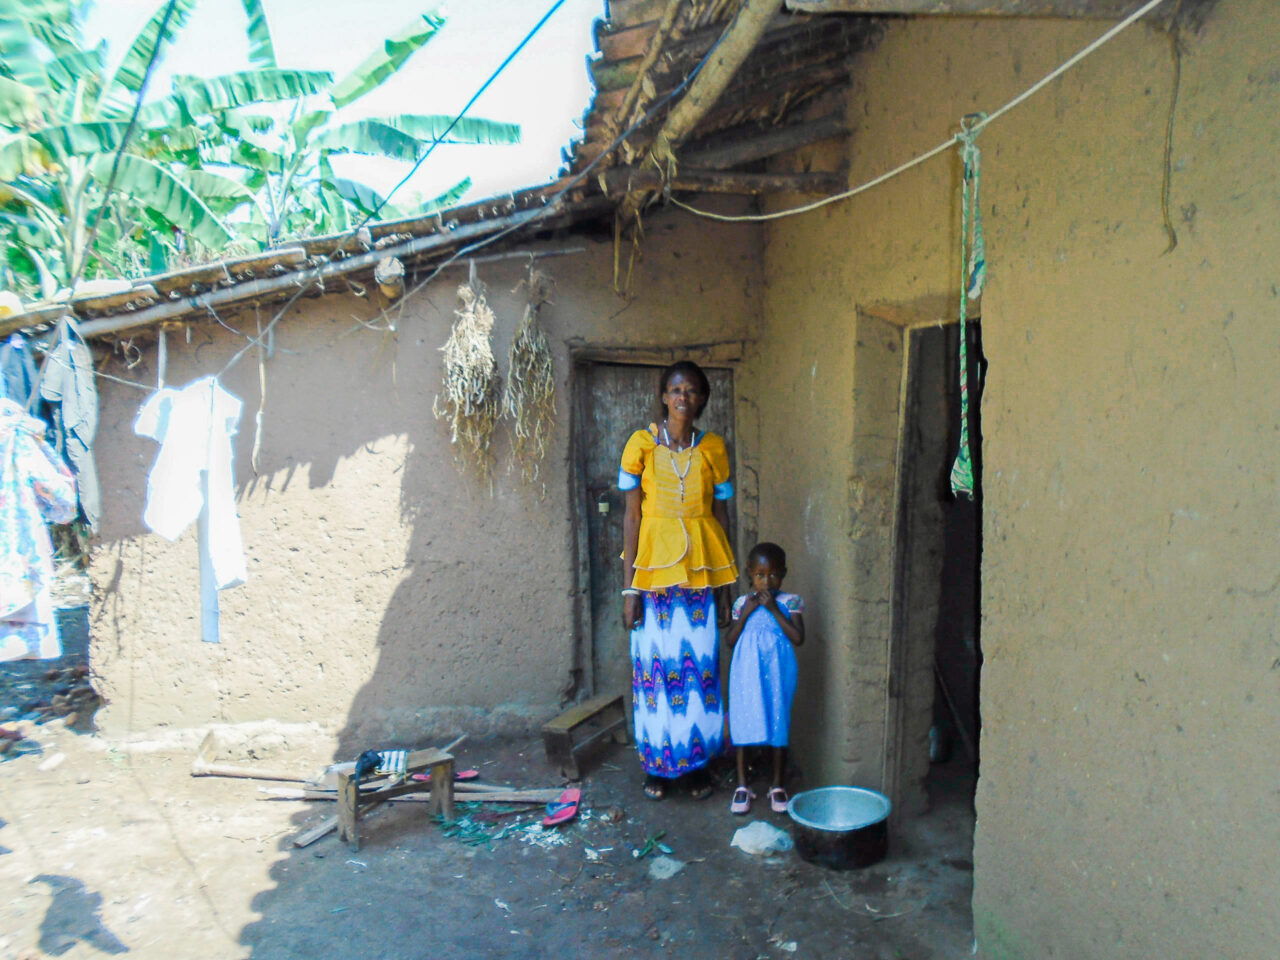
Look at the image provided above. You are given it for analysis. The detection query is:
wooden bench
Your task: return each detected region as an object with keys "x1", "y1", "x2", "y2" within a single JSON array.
[
  {"x1": 336, "y1": 748, "x2": 454, "y2": 851},
  {"x1": 542, "y1": 693, "x2": 629, "y2": 780}
]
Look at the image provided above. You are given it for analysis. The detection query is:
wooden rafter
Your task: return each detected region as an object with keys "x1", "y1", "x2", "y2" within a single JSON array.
[
  {"x1": 602, "y1": 166, "x2": 844, "y2": 195},
  {"x1": 784, "y1": 0, "x2": 1165, "y2": 16}
]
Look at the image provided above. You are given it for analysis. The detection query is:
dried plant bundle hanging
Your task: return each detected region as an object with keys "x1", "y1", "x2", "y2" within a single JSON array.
[
  {"x1": 433, "y1": 278, "x2": 502, "y2": 483},
  {"x1": 502, "y1": 269, "x2": 556, "y2": 488}
]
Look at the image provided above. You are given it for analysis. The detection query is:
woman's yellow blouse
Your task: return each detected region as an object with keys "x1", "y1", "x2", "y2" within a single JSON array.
[{"x1": 619, "y1": 426, "x2": 738, "y2": 591}]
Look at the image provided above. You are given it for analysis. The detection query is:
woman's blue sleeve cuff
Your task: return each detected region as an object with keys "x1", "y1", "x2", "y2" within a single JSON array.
[
  {"x1": 713, "y1": 480, "x2": 734, "y2": 501},
  {"x1": 618, "y1": 469, "x2": 640, "y2": 491}
]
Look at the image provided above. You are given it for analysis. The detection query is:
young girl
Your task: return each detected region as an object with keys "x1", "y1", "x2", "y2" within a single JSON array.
[{"x1": 725, "y1": 542, "x2": 805, "y2": 814}]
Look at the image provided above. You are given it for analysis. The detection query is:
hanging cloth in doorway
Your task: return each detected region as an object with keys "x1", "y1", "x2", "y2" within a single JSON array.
[{"x1": 948, "y1": 115, "x2": 987, "y2": 500}]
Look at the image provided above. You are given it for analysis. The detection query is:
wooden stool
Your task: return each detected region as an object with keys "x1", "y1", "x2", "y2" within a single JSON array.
[
  {"x1": 336, "y1": 748, "x2": 454, "y2": 851},
  {"x1": 542, "y1": 693, "x2": 629, "y2": 780}
]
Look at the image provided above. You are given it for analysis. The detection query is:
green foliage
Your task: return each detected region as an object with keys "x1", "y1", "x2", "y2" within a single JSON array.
[{"x1": 0, "y1": 1, "x2": 522, "y2": 301}]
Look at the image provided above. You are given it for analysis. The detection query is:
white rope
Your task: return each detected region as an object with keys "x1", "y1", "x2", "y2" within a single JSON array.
[{"x1": 670, "y1": 0, "x2": 1170, "y2": 224}]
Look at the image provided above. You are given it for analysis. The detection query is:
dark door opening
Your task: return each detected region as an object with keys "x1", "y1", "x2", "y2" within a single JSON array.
[{"x1": 891, "y1": 321, "x2": 982, "y2": 817}]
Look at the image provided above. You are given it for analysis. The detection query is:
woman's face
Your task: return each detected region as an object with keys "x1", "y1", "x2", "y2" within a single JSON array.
[{"x1": 662, "y1": 371, "x2": 705, "y2": 420}]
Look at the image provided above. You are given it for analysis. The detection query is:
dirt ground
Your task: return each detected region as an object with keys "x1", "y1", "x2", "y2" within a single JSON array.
[{"x1": 1, "y1": 702, "x2": 975, "y2": 960}]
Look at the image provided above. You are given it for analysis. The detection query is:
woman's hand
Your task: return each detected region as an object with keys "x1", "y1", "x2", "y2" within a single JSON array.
[
  {"x1": 716, "y1": 584, "x2": 733, "y2": 628},
  {"x1": 623, "y1": 593, "x2": 644, "y2": 631}
]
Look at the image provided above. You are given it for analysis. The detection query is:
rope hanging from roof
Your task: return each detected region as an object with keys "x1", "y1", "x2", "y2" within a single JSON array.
[{"x1": 948, "y1": 115, "x2": 986, "y2": 501}]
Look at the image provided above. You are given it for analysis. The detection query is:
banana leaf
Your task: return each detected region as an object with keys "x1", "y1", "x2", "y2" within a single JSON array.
[
  {"x1": 290, "y1": 109, "x2": 328, "y2": 147},
  {"x1": 0, "y1": 17, "x2": 48, "y2": 90},
  {"x1": 317, "y1": 182, "x2": 350, "y2": 234},
  {"x1": 330, "y1": 10, "x2": 445, "y2": 109},
  {"x1": 43, "y1": 46, "x2": 106, "y2": 93},
  {"x1": 0, "y1": 76, "x2": 40, "y2": 126},
  {"x1": 172, "y1": 69, "x2": 333, "y2": 118},
  {"x1": 25, "y1": 6, "x2": 82, "y2": 60},
  {"x1": 328, "y1": 177, "x2": 407, "y2": 220},
  {"x1": 418, "y1": 176, "x2": 472, "y2": 214},
  {"x1": 0, "y1": 0, "x2": 71, "y2": 21},
  {"x1": 239, "y1": 0, "x2": 276, "y2": 69},
  {"x1": 311, "y1": 120, "x2": 421, "y2": 162},
  {"x1": 33, "y1": 121, "x2": 128, "y2": 157},
  {"x1": 91, "y1": 153, "x2": 232, "y2": 249},
  {"x1": 181, "y1": 169, "x2": 254, "y2": 203},
  {"x1": 372, "y1": 114, "x2": 520, "y2": 147},
  {"x1": 110, "y1": 0, "x2": 199, "y2": 94}
]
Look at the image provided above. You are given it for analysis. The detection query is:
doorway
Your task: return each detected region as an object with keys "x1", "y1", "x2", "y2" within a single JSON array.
[
  {"x1": 889, "y1": 321, "x2": 982, "y2": 815},
  {"x1": 572, "y1": 360, "x2": 737, "y2": 701}
]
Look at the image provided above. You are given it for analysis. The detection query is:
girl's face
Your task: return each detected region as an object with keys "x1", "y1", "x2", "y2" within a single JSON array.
[
  {"x1": 662, "y1": 371, "x2": 704, "y2": 420},
  {"x1": 749, "y1": 557, "x2": 784, "y2": 595}
]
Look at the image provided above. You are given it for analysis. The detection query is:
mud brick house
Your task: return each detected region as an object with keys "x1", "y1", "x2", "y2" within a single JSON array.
[{"x1": 3, "y1": 0, "x2": 1274, "y2": 956}]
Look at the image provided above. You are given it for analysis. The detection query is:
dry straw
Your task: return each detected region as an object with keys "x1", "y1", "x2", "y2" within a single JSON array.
[
  {"x1": 503, "y1": 268, "x2": 556, "y2": 489},
  {"x1": 433, "y1": 276, "x2": 503, "y2": 483}
]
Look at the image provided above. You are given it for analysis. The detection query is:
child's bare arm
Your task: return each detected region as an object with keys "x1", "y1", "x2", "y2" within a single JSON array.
[{"x1": 724, "y1": 595, "x2": 759, "y2": 647}]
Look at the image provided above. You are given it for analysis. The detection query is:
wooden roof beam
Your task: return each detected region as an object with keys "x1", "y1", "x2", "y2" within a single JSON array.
[
  {"x1": 784, "y1": 0, "x2": 1166, "y2": 17},
  {"x1": 681, "y1": 113, "x2": 848, "y2": 168},
  {"x1": 652, "y1": 0, "x2": 783, "y2": 158},
  {"x1": 603, "y1": 166, "x2": 845, "y2": 195}
]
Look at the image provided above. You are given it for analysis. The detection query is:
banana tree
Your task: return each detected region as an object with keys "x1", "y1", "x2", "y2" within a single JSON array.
[
  {"x1": 0, "y1": 0, "x2": 521, "y2": 299},
  {"x1": 205, "y1": 6, "x2": 520, "y2": 244}
]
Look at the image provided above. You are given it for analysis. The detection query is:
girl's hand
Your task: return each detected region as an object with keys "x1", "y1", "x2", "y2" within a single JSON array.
[
  {"x1": 756, "y1": 589, "x2": 778, "y2": 610},
  {"x1": 623, "y1": 593, "x2": 644, "y2": 631}
]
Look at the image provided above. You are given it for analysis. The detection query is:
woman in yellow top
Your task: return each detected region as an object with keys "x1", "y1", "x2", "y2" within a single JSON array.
[{"x1": 619, "y1": 361, "x2": 737, "y2": 801}]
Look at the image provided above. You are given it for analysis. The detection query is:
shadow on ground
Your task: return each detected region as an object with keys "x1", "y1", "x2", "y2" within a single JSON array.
[{"x1": 237, "y1": 738, "x2": 974, "y2": 960}]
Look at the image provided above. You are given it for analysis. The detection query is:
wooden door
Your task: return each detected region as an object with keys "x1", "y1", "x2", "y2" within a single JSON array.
[{"x1": 575, "y1": 362, "x2": 736, "y2": 699}]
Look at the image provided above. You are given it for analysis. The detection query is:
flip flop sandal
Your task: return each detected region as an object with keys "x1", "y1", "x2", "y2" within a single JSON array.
[
  {"x1": 768, "y1": 786, "x2": 789, "y2": 813},
  {"x1": 643, "y1": 776, "x2": 666, "y2": 801},
  {"x1": 541, "y1": 788, "x2": 582, "y2": 827},
  {"x1": 686, "y1": 773, "x2": 716, "y2": 798},
  {"x1": 730, "y1": 786, "x2": 755, "y2": 815}
]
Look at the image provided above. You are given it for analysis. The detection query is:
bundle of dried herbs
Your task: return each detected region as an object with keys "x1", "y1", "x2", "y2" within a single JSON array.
[
  {"x1": 502, "y1": 269, "x2": 556, "y2": 489},
  {"x1": 433, "y1": 280, "x2": 502, "y2": 483}
]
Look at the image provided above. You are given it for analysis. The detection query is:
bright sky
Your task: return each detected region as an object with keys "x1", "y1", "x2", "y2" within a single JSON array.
[{"x1": 83, "y1": 0, "x2": 604, "y2": 209}]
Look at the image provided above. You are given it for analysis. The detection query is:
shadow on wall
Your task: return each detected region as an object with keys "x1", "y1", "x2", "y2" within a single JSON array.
[{"x1": 91, "y1": 275, "x2": 572, "y2": 754}]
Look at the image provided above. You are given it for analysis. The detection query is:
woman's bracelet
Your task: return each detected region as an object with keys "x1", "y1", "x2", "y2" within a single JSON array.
[{"x1": 621, "y1": 588, "x2": 642, "y2": 597}]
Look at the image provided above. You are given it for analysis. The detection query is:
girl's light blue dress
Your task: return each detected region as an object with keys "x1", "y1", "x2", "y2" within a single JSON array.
[{"x1": 728, "y1": 592, "x2": 803, "y2": 747}]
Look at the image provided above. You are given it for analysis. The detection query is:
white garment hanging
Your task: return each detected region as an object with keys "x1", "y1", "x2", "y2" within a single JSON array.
[{"x1": 134, "y1": 376, "x2": 247, "y2": 590}]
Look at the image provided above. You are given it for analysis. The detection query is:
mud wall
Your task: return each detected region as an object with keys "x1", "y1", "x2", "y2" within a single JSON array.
[
  {"x1": 750, "y1": 0, "x2": 1277, "y2": 956},
  {"x1": 89, "y1": 211, "x2": 762, "y2": 748}
]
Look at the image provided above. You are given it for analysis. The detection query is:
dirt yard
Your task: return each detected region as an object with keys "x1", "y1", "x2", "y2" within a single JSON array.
[{"x1": 0, "y1": 706, "x2": 975, "y2": 960}]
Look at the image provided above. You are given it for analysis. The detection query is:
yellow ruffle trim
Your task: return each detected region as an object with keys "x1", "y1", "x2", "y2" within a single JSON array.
[{"x1": 630, "y1": 517, "x2": 738, "y2": 591}]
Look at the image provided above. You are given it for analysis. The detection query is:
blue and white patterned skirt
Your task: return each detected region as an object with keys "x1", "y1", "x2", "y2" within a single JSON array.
[{"x1": 631, "y1": 587, "x2": 724, "y2": 778}]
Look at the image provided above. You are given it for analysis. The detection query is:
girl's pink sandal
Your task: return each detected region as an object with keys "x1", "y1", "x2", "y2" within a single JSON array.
[
  {"x1": 730, "y1": 786, "x2": 755, "y2": 815},
  {"x1": 768, "y1": 786, "x2": 789, "y2": 813}
]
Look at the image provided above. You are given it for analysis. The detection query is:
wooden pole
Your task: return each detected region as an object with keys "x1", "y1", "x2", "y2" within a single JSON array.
[
  {"x1": 784, "y1": 0, "x2": 1163, "y2": 16},
  {"x1": 603, "y1": 167, "x2": 845, "y2": 195}
]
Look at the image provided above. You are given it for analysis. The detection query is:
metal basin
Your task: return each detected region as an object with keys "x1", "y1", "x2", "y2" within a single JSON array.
[{"x1": 787, "y1": 786, "x2": 891, "y2": 870}]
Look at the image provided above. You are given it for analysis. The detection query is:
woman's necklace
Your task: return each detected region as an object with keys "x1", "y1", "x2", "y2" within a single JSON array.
[{"x1": 661, "y1": 421, "x2": 693, "y2": 501}]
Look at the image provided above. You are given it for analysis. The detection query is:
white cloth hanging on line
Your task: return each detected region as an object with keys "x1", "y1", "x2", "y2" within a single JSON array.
[{"x1": 134, "y1": 376, "x2": 247, "y2": 643}]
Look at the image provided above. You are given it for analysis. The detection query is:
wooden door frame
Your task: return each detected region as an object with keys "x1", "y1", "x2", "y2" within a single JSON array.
[{"x1": 568, "y1": 343, "x2": 746, "y2": 701}]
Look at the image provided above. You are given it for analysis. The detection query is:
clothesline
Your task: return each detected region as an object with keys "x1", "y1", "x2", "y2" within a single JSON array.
[{"x1": 670, "y1": 0, "x2": 1170, "y2": 224}]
